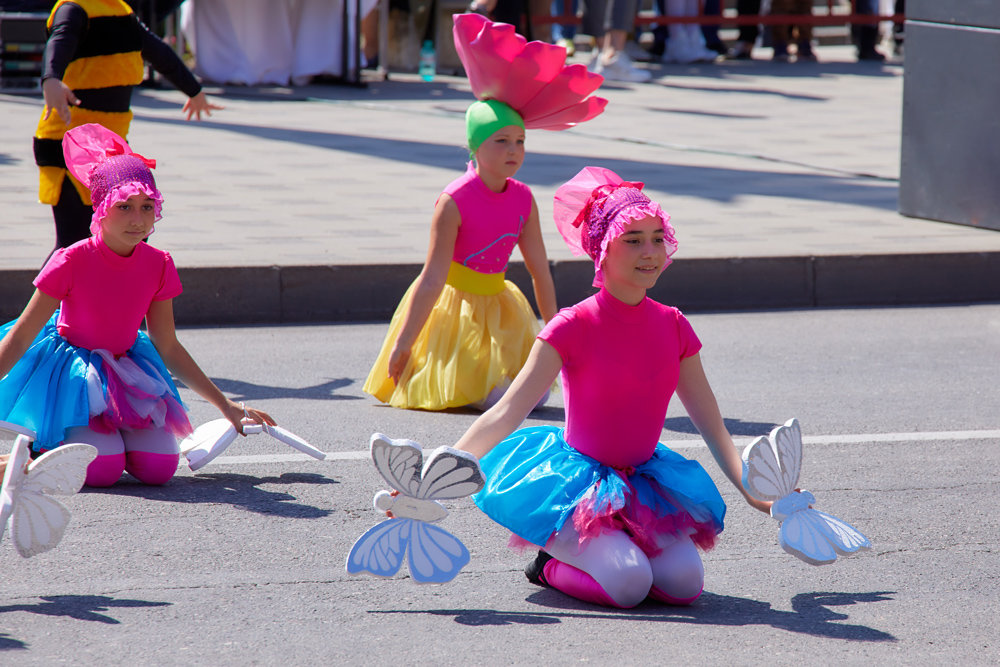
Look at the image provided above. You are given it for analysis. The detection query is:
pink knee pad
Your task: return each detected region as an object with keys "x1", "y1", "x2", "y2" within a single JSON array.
[
  {"x1": 648, "y1": 584, "x2": 703, "y2": 606},
  {"x1": 86, "y1": 453, "x2": 126, "y2": 487},
  {"x1": 125, "y1": 451, "x2": 179, "y2": 485},
  {"x1": 542, "y1": 559, "x2": 630, "y2": 609}
]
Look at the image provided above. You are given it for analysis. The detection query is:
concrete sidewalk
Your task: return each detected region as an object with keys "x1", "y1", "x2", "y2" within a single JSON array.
[{"x1": 2, "y1": 45, "x2": 998, "y2": 323}]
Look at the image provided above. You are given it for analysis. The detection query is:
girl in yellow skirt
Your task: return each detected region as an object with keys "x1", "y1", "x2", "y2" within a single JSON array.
[{"x1": 363, "y1": 14, "x2": 608, "y2": 410}]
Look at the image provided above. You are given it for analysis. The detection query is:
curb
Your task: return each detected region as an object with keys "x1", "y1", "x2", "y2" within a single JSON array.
[{"x1": 2, "y1": 252, "x2": 998, "y2": 326}]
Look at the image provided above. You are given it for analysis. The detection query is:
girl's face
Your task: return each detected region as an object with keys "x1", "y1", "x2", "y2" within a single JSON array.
[
  {"x1": 100, "y1": 193, "x2": 156, "y2": 256},
  {"x1": 474, "y1": 125, "x2": 525, "y2": 186},
  {"x1": 600, "y1": 215, "x2": 668, "y2": 303}
]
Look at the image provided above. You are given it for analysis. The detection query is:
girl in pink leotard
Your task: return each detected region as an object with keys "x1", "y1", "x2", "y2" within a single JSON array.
[
  {"x1": 363, "y1": 14, "x2": 607, "y2": 411},
  {"x1": 453, "y1": 167, "x2": 772, "y2": 608},
  {"x1": 0, "y1": 123, "x2": 274, "y2": 488}
]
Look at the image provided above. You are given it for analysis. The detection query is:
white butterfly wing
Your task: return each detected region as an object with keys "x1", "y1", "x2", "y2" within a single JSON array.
[
  {"x1": 181, "y1": 419, "x2": 239, "y2": 471},
  {"x1": 11, "y1": 491, "x2": 72, "y2": 558},
  {"x1": 406, "y1": 521, "x2": 471, "y2": 584},
  {"x1": 24, "y1": 444, "x2": 97, "y2": 496},
  {"x1": 346, "y1": 517, "x2": 410, "y2": 578},
  {"x1": 8, "y1": 443, "x2": 96, "y2": 558},
  {"x1": 779, "y1": 508, "x2": 871, "y2": 566},
  {"x1": 263, "y1": 424, "x2": 326, "y2": 460},
  {"x1": 0, "y1": 436, "x2": 32, "y2": 539},
  {"x1": 417, "y1": 446, "x2": 485, "y2": 500},
  {"x1": 808, "y1": 508, "x2": 872, "y2": 556},
  {"x1": 772, "y1": 418, "x2": 803, "y2": 489},
  {"x1": 742, "y1": 419, "x2": 802, "y2": 501},
  {"x1": 370, "y1": 433, "x2": 423, "y2": 496}
]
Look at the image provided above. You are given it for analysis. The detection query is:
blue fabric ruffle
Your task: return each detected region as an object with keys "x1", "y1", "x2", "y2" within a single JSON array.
[
  {"x1": 0, "y1": 313, "x2": 186, "y2": 450},
  {"x1": 473, "y1": 425, "x2": 727, "y2": 547}
]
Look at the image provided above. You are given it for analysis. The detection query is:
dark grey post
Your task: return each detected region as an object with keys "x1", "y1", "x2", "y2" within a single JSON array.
[{"x1": 899, "y1": 1, "x2": 1000, "y2": 229}]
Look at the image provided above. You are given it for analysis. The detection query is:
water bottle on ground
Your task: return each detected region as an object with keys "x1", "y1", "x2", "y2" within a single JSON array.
[{"x1": 419, "y1": 40, "x2": 436, "y2": 82}]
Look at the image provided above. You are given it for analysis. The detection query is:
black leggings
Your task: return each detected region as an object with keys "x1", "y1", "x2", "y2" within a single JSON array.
[{"x1": 52, "y1": 175, "x2": 93, "y2": 250}]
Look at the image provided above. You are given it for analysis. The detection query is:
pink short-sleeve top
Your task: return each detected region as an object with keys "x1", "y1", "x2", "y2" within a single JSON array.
[
  {"x1": 34, "y1": 236, "x2": 183, "y2": 356},
  {"x1": 538, "y1": 288, "x2": 702, "y2": 468},
  {"x1": 441, "y1": 162, "x2": 531, "y2": 275}
]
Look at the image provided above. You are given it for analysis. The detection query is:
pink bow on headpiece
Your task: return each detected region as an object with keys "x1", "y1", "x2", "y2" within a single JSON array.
[
  {"x1": 62, "y1": 123, "x2": 164, "y2": 235},
  {"x1": 453, "y1": 13, "x2": 607, "y2": 130},
  {"x1": 553, "y1": 166, "x2": 677, "y2": 287}
]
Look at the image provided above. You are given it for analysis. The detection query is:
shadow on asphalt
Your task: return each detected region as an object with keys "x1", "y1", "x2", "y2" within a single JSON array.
[
  {"x1": 85, "y1": 471, "x2": 336, "y2": 518},
  {"x1": 0, "y1": 594, "x2": 171, "y2": 630},
  {"x1": 665, "y1": 416, "x2": 779, "y2": 437},
  {"x1": 370, "y1": 589, "x2": 896, "y2": 640},
  {"x1": 179, "y1": 377, "x2": 363, "y2": 402},
  {"x1": 128, "y1": 112, "x2": 898, "y2": 209}
]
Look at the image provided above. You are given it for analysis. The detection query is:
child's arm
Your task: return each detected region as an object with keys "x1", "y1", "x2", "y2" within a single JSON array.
[
  {"x1": 145, "y1": 299, "x2": 275, "y2": 433},
  {"x1": 453, "y1": 339, "x2": 562, "y2": 459},
  {"x1": 675, "y1": 353, "x2": 772, "y2": 514},
  {"x1": 0, "y1": 290, "x2": 59, "y2": 379},
  {"x1": 387, "y1": 195, "x2": 461, "y2": 382},
  {"x1": 517, "y1": 197, "x2": 557, "y2": 323}
]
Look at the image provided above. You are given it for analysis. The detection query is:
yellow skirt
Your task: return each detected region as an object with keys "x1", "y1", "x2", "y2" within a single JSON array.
[{"x1": 364, "y1": 264, "x2": 540, "y2": 410}]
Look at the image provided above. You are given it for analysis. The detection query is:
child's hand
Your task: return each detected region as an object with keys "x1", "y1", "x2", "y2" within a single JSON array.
[
  {"x1": 183, "y1": 91, "x2": 225, "y2": 121},
  {"x1": 41, "y1": 78, "x2": 80, "y2": 126},
  {"x1": 223, "y1": 400, "x2": 277, "y2": 435},
  {"x1": 388, "y1": 346, "x2": 411, "y2": 384}
]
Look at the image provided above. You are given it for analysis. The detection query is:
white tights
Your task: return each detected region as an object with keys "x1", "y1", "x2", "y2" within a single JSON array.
[{"x1": 545, "y1": 522, "x2": 705, "y2": 608}]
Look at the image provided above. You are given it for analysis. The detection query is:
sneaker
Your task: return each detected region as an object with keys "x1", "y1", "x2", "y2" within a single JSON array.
[
  {"x1": 858, "y1": 48, "x2": 886, "y2": 62},
  {"x1": 524, "y1": 551, "x2": 554, "y2": 586},
  {"x1": 557, "y1": 37, "x2": 576, "y2": 57},
  {"x1": 727, "y1": 41, "x2": 754, "y2": 60},
  {"x1": 595, "y1": 53, "x2": 652, "y2": 83}
]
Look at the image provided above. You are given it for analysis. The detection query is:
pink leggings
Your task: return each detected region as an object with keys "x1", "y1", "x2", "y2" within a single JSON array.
[
  {"x1": 64, "y1": 425, "x2": 180, "y2": 487},
  {"x1": 541, "y1": 523, "x2": 704, "y2": 608}
]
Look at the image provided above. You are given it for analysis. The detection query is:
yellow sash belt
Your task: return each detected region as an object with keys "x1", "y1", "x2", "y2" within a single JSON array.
[{"x1": 446, "y1": 262, "x2": 506, "y2": 296}]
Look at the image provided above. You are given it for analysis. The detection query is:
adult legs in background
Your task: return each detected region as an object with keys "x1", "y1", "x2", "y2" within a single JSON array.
[
  {"x1": 854, "y1": 0, "x2": 885, "y2": 61},
  {"x1": 729, "y1": 0, "x2": 760, "y2": 59}
]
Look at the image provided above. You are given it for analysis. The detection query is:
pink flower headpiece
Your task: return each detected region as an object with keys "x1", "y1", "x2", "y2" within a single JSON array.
[
  {"x1": 453, "y1": 13, "x2": 607, "y2": 130},
  {"x1": 63, "y1": 123, "x2": 164, "y2": 235},
  {"x1": 553, "y1": 166, "x2": 677, "y2": 287}
]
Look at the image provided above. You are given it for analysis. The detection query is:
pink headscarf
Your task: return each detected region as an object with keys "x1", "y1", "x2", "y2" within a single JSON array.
[
  {"x1": 553, "y1": 166, "x2": 677, "y2": 287},
  {"x1": 62, "y1": 123, "x2": 164, "y2": 235}
]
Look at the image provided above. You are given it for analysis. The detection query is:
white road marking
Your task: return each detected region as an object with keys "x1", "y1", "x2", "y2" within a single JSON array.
[{"x1": 202, "y1": 429, "x2": 1000, "y2": 466}]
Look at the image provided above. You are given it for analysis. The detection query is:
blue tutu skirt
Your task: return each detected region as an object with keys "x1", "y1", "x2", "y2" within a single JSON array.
[
  {"x1": 0, "y1": 313, "x2": 191, "y2": 451},
  {"x1": 474, "y1": 425, "x2": 726, "y2": 555}
]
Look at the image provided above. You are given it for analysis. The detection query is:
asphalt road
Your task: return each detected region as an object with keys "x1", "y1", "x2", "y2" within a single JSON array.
[{"x1": 2, "y1": 304, "x2": 999, "y2": 665}]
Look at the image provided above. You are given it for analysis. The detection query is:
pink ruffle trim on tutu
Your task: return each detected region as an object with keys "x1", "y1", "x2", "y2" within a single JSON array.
[
  {"x1": 507, "y1": 478, "x2": 718, "y2": 557},
  {"x1": 86, "y1": 350, "x2": 192, "y2": 438},
  {"x1": 90, "y1": 181, "x2": 164, "y2": 236},
  {"x1": 452, "y1": 13, "x2": 607, "y2": 130}
]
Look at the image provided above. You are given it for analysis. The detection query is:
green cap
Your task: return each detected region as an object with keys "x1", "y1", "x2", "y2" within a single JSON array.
[{"x1": 466, "y1": 100, "x2": 525, "y2": 156}]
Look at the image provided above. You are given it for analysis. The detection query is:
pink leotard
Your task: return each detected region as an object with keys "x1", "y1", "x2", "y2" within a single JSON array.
[
  {"x1": 538, "y1": 288, "x2": 702, "y2": 469},
  {"x1": 441, "y1": 162, "x2": 531, "y2": 274},
  {"x1": 34, "y1": 236, "x2": 182, "y2": 356}
]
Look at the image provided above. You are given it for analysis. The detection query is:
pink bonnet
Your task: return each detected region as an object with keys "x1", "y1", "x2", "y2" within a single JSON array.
[
  {"x1": 553, "y1": 166, "x2": 677, "y2": 287},
  {"x1": 62, "y1": 123, "x2": 164, "y2": 235}
]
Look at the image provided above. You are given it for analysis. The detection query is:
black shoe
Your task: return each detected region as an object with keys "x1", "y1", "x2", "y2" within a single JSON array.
[
  {"x1": 858, "y1": 48, "x2": 886, "y2": 62},
  {"x1": 524, "y1": 551, "x2": 554, "y2": 587}
]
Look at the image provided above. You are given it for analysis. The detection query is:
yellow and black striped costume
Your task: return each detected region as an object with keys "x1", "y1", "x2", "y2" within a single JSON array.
[
  {"x1": 33, "y1": 0, "x2": 200, "y2": 247},
  {"x1": 34, "y1": 0, "x2": 145, "y2": 208}
]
